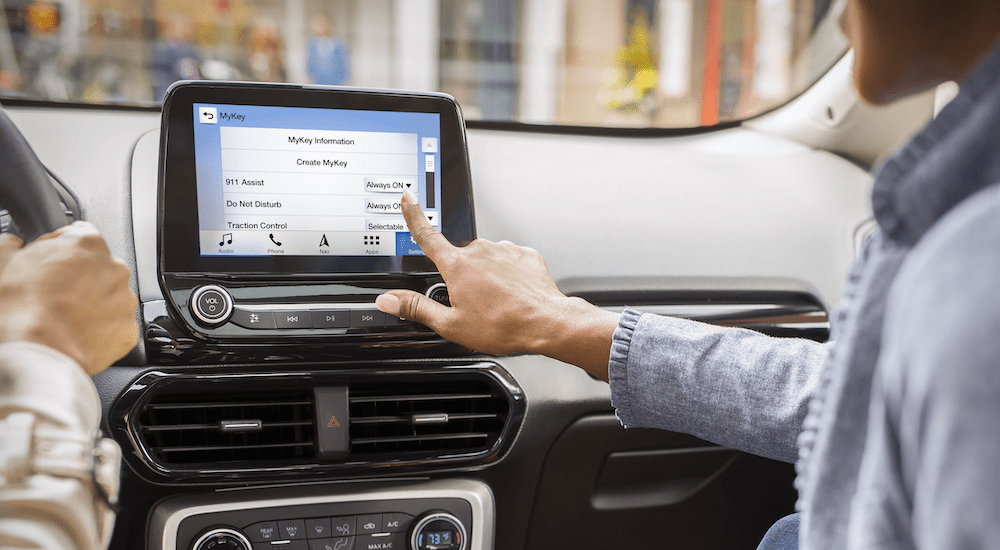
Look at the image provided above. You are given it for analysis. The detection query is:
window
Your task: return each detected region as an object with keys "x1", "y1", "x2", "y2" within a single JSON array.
[{"x1": 0, "y1": 0, "x2": 847, "y2": 128}]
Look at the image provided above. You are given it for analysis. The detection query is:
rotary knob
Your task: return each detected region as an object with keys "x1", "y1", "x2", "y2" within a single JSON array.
[
  {"x1": 191, "y1": 528, "x2": 251, "y2": 550},
  {"x1": 190, "y1": 285, "x2": 233, "y2": 326},
  {"x1": 425, "y1": 283, "x2": 450, "y2": 307},
  {"x1": 410, "y1": 512, "x2": 467, "y2": 550}
]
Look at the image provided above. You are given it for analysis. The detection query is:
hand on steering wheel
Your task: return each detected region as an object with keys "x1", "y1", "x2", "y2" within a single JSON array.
[{"x1": 0, "y1": 104, "x2": 138, "y2": 373}]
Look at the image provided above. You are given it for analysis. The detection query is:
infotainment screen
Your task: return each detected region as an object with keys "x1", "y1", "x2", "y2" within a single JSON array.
[
  {"x1": 191, "y1": 103, "x2": 441, "y2": 259},
  {"x1": 158, "y1": 82, "x2": 475, "y2": 276}
]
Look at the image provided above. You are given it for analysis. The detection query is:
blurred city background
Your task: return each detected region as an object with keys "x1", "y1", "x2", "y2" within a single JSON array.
[{"x1": 0, "y1": 0, "x2": 847, "y2": 127}]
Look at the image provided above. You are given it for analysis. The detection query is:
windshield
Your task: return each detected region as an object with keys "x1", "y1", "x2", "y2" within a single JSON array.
[{"x1": 0, "y1": 0, "x2": 847, "y2": 128}]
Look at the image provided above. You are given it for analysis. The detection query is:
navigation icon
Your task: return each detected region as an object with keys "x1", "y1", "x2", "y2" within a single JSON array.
[{"x1": 319, "y1": 234, "x2": 329, "y2": 247}]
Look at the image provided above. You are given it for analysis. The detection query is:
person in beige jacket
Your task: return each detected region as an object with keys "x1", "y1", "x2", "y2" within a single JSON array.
[{"x1": 0, "y1": 222, "x2": 138, "y2": 550}]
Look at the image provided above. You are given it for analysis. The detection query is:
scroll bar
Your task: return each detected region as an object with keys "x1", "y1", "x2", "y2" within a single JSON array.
[{"x1": 425, "y1": 154, "x2": 436, "y2": 209}]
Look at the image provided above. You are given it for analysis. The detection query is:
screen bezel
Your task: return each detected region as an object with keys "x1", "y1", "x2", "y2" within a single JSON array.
[{"x1": 158, "y1": 81, "x2": 475, "y2": 276}]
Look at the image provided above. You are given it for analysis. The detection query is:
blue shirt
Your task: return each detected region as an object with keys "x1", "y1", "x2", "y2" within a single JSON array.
[{"x1": 609, "y1": 38, "x2": 1000, "y2": 550}]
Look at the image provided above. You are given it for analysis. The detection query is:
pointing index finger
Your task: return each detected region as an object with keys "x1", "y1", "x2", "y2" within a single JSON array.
[{"x1": 401, "y1": 189, "x2": 454, "y2": 263}]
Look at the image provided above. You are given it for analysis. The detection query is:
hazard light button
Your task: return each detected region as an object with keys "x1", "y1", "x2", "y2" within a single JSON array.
[{"x1": 314, "y1": 386, "x2": 349, "y2": 458}]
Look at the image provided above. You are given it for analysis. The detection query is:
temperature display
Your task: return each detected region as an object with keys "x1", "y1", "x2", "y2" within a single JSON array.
[{"x1": 417, "y1": 530, "x2": 458, "y2": 549}]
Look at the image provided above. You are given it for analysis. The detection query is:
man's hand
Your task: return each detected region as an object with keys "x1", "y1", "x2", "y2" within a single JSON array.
[
  {"x1": 0, "y1": 222, "x2": 139, "y2": 375},
  {"x1": 375, "y1": 190, "x2": 619, "y2": 379}
]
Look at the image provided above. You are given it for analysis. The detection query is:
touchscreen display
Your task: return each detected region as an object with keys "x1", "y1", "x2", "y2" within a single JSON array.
[{"x1": 192, "y1": 103, "x2": 440, "y2": 258}]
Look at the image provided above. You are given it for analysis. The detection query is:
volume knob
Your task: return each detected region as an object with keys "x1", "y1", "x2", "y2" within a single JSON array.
[{"x1": 190, "y1": 285, "x2": 233, "y2": 326}]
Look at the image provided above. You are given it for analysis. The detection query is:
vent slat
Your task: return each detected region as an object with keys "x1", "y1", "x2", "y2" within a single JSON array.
[
  {"x1": 155, "y1": 442, "x2": 313, "y2": 453},
  {"x1": 351, "y1": 412, "x2": 499, "y2": 425},
  {"x1": 148, "y1": 400, "x2": 311, "y2": 410},
  {"x1": 142, "y1": 420, "x2": 313, "y2": 433},
  {"x1": 351, "y1": 432, "x2": 491, "y2": 445},
  {"x1": 349, "y1": 392, "x2": 493, "y2": 404}
]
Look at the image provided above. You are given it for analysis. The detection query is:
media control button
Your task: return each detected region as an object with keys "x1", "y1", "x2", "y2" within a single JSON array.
[
  {"x1": 306, "y1": 518, "x2": 333, "y2": 539},
  {"x1": 351, "y1": 310, "x2": 385, "y2": 328},
  {"x1": 230, "y1": 308, "x2": 276, "y2": 330},
  {"x1": 281, "y1": 519, "x2": 307, "y2": 540},
  {"x1": 357, "y1": 533, "x2": 405, "y2": 550},
  {"x1": 309, "y1": 537, "x2": 353, "y2": 550},
  {"x1": 382, "y1": 513, "x2": 413, "y2": 533},
  {"x1": 245, "y1": 521, "x2": 279, "y2": 543},
  {"x1": 312, "y1": 310, "x2": 350, "y2": 328},
  {"x1": 275, "y1": 310, "x2": 313, "y2": 329},
  {"x1": 329, "y1": 516, "x2": 356, "y2": 537},
  {"x1": 190, "y1": 285, "x2": 233, "y2": 325},
  {"x1": 357, "y1": 514, "x2": 382, "y2": 534}
]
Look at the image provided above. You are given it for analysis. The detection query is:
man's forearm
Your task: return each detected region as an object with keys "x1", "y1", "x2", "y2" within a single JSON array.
[{"x1": 528, "y1": 296, "x2": 621, "y2": 381}]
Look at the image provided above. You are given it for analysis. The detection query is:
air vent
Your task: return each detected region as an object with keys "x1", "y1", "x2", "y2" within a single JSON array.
[
  {"x1": 118, "y1": 366, "x2": 522, "y2": 481},
  {"x1": 136, "y1": 387, "x2": 316, "y2": 466},
  {"x1": 349, "y1": 379, "x2": 509, "y2": 458}
]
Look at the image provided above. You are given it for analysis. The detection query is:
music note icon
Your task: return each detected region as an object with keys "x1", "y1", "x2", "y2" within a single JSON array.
[{"x1": 220, "y1": 233, "x2": 233, "y2": 246}]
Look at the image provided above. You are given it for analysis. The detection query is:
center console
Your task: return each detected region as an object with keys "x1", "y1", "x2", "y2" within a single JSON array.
[
  {"x1": 132, "y1": 83, "x2": 506, "y2": 550},
  {"x1": 158, "y1": 82, "x2": 475, "y2": 345}
]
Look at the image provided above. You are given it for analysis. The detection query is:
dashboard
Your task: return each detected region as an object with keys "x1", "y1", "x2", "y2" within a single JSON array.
[{"x1": 1, "y1": 55, "x2": 928, "y2": 549}]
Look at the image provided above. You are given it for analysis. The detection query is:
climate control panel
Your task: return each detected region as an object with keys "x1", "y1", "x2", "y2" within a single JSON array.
[{"x1": 150, "y1": 481, "x2": 490, "y2": 550}]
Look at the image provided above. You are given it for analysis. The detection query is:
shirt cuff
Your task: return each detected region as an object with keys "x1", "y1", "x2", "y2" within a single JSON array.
[
  {"x1": 0, "y1": 341, "x2": 99, "y2": 433},
  {"x1": 0, "y1": 342, "x2": 102, "y2": 482},
  {"x1": 609, "y1": 308, "x2": 642, "y2": 428}
]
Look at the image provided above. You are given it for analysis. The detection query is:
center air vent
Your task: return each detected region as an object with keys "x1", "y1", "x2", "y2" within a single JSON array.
[
  {"x1": 119, "y1": 365, "x2": 523, "y2": 482},
  {"x1": 136, "y1": 387, "x2": 316, "y2": 467}
]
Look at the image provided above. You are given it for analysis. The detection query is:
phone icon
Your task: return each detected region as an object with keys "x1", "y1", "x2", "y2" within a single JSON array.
[{"x1": 269, "y1": 233, "x2": 282, "y2": 246}]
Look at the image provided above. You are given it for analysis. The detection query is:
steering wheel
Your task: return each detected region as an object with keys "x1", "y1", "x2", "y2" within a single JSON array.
[{"x1": 0, "y1": 104, "x2": 72, "y2": 242}]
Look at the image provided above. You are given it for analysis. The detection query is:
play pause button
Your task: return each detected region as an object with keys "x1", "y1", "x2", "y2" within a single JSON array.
[{"x1": 311, "y1": 310, "x2": 350, "y2": 328}]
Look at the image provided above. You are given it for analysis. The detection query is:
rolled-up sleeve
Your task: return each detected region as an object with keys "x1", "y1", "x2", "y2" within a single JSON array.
[
  {"x1": 0, "y1": 342, "x2": 120, "y2": 550},
  {"x1": 609, "y1": 309, "x2": 830, "y2": 463}
]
